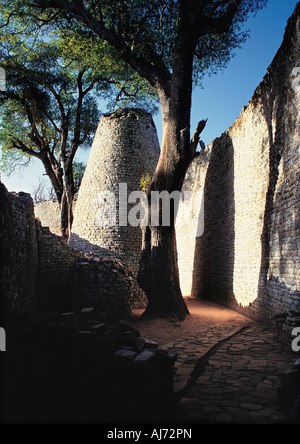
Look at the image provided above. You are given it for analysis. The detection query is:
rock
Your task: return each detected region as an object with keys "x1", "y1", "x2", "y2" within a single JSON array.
[
  {"x1": 294, "y1": 359, "x2": 300, "y2": 368},
  {"x1": 61, "y1": 312, "x2": 75, "y2": 317},
  {"x1": 174, "y1": 380, "x2": 188, "y2": 394},
  {"x1": 81, "y1": 307, "x2": 94, "y2": 314},
  {"x1": 119, "y1": 331, "x2": 137, "y2": 347},
  {"x1": 117, "y1": 320, "x2": 140, "y2": 337},
  {"x1": 135, "y1": 349, "x2": 157, "y2": 364},
  {"x1": 57, "y1": 312, "x2": 75, "y2": 328},
  {"x1": 91, "y1": 323, "x2": 106, "y2": 332},
  {"x1": 286, "y1": 316, "x2": 297, "y2": 324},
  {"x1": 142, "y1": 338, "x2": 159, "y2": 349},
  {"x1": 119, "y1": 345, "x2": 135, "y2": 352},
  {"x1": 114, "y1": 349, "x2": 137, "y2": 361},
  {"x1": 134, "y1": 337, "x2": 147, "y2": 353}
]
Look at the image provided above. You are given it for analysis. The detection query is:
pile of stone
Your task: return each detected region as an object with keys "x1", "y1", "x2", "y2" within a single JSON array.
[
  {"x1": 273, "y1": 311, "x2": 300, "y2": 348},
  {"x1": 1, "y1": 309, "x2": 180, "y2": 423},
  {"x1": 273, "y1": 312, "x2": 300, "y2": 423},
  {"x1": 278, "y1": 358, "x2": 300, "y2": 424},
  {"x1": 70, "y1": 254, "x2": 134, "y2": 320},
  {"x1": 79, "y1": 252, "x2": 133, "y2": 275},
  {"x1": 58, "y1": 307, "x2": 176, "y2": 367}
]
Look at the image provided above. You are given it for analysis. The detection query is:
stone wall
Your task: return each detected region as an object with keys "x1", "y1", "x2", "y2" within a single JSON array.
[
  {"x1": 70, "y1": 109, "x2": 160, "y2": 308},
  {"x1": 35, "y1": 223, "x2": 78, "y2": 311},
  {"x1": 0, "y1": 181, "x2": 132, "y2": 319},
  {"x1": 36, "y1": 223, "x2": 132, "y2": 318},
  {"x1": 0, "y1": 182, "x2": 39, "y2": 313},
  {"x1": 176, "y1": 3, "x2": 300, "y2": 322},
  {"x1": 35, "y1": 200, "x2": 62, "y2": 236}
]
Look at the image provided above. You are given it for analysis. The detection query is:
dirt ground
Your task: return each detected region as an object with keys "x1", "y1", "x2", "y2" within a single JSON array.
[
  {"x1": 131, "y1": 298, "x2": 252, "y2": 346},
  {"x1": 131, "y1": 299, "x2": 300, "y2": 424}
]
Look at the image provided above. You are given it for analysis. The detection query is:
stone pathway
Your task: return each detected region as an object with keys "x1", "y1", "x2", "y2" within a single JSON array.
[
  {"x1": 133, "y1": 300, "x2": 298, "y2": 424},
  {"x1": 177, "y1": 325, "x2": 295, "y2": 424}
]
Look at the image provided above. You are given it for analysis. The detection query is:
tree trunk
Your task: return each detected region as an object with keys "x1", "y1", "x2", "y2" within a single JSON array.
[
  {"x1": 40, "y1": 156, "x2": 71, "y2": 238},
  {"x1": 60, "y1": 163, "x2": 75, "y2": 239},
  {"x1": 60, "y1": 192, "x2": 69, "y2": 239},
  {"x1": 138, "y1": 223, "x2": 189, "y2": 320},
  {"x1": 137, "y1": 98, "x2": 193, "y2": 321},
  {"x1": 137, "y1": 21, "x2": 202, "y2": 320}
]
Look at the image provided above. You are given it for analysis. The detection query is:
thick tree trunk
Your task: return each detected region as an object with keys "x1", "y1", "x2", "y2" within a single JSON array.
[
  {"x1": 60, "y1": 164, "x2": 75, "y2": 239},
  {"x1": 37, "y1": 0, "x2": 239, "y2": 320},
  {"x1": 40, "y1": 156, "x2": 71, "y2": 238},
  {"x1": 60, "y1": 192, "x2": 69, "y2": 239},
  {"x1": 137, "y1": 22, "x2": 202, "y2": 320},
  {"x1": 60, "y1": 190, "x2": 74, "y2": 239},
  {"x1": 138, "y1": 223, "x2": 189, "y2": 320},
  {"x1": 138, "y1": 99, "x2": 193, "y2": 320}
]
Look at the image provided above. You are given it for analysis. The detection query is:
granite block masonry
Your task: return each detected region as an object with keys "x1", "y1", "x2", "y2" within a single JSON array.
[
  {"x1": 0, "y1": 180, "x2": 133, "y2": 319},
  {"x1": 33, "y1": 5, "x2": 299, "y2": 325},
  {"x1": 69, "y1": 108, "x2": 160, "y2": 308},
  {"x1": 0, "y1": 182, "x2": 38, "y2": 313},
  {"x1": 176, "y1": 3, "x2": 300, "y2": 323}
]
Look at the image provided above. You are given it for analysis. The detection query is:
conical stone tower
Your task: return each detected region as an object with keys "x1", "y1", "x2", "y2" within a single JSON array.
[{"x1": 70, "y1": 109, "x2": 160, "y2": 307}]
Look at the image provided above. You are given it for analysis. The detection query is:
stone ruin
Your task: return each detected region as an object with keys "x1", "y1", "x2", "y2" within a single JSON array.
[
  {"x1": 176, "y1": 1, "x2": 300, "y2": 330},
  {"x1": 70, "y1": 108, "x2": 160, "y2": 308},
  {"x1": 0, "y1": 180, "x2": 133, "y2": 318},
  {"x1": 35, "y1": 108, "x2": 160, "y2": 309},
  {"x1": 0, "y1": 2, "x2": 300, "y2": 425},
  {"x1": 0, "y1": 110, "x2": 178, "y2": 424},
  {"x1": 0, "y1": 179, "x2": 180, "y2": 423},
  {"x1": 34, "y1": 4, "x2": 300, "y2": 336}
]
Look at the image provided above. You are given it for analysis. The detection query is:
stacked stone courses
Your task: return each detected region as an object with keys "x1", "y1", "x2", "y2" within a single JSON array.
[
  {"x1": 19, "y1": 5, "x2": 300, "y2": 323},
  {"x1": 70, "y1": 109, "x2": 160, "y2": 307},
  {"x1": 0, "y1": 182, "x2": 38, "y2": 312},
  {"x1": 0, "y1": 180, "x2": 132, "y2": 319},
  {"x1": 35, "y1": 199, "x2": 63, "y2": 237},
  {"x1": 176, "y1": 3, "x2": 300, "y2": 322}
]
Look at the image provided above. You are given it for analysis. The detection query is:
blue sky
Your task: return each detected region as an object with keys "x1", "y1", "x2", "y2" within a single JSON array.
[{"x1": 1, "y1": 0, "x2": 299, "y2": 195}]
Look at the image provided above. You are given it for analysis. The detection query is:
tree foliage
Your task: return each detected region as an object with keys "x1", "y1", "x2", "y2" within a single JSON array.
[
  {"x1": 0, "y1": 0, "x2": 159, "y2": 236},
  {"x1": 0, "y1": 44, "x2": 99, "y2": 173},
  {"x1": 1, "y1": 0, "x2": 268, "y2": 317},
  {"x1": 26, "y1": 0, "x2": 267, "y2": 94}
]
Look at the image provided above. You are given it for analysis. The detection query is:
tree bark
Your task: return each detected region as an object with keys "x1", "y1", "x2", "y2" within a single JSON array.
[
  {"x1": 138, "y1": 223, "x2": 189, "y2": 320},
  {"x1": 137, "y1": 122, "x2": 192, "y2": 321},
  {"x1": 138, "y1": 90, "x2": 194, "y2": 320},
  {"x1": 32, "y1": 0, "x2": 247, "y2": 320},
  {"x1": 137, "y1": 10, "x2": 207, "y2": 320},
  {"x1": 60, "y1": 161, "x2": 75, "y2": 239}
]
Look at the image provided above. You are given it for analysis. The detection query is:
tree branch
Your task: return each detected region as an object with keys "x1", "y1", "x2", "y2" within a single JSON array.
[
  {"x1": 0, "y1": 11, "x2": 17, "y2": 29},
  {"x1": 10, "y1": 137, "x2": 42, "y2": 159},
  {"x1": 35, "y1": 0, "x2": 171, "y2": 96},
  {"x1": 45, "y1": 111, "x2": 61, "y2": 134},
  {"x1": 199, "y1": 0, "x2": 243, "y2": 36},
  {"x1": 190, "y1": 119, "x2": 207, "y2": 157},
  {"x1": 68, "y1": 69, "x2": 85, "y2": 163}
]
